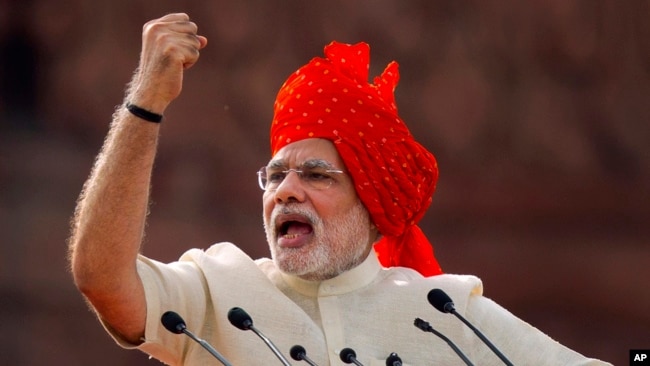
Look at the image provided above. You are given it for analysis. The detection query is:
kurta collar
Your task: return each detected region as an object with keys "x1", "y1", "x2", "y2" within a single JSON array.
[{"x1": 280, "y1": 251, "x2": 382, "y2": 297}]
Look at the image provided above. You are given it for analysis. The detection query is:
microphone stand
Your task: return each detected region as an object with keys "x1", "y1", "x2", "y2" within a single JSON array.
[
  {"x1": 414, "y1": 318, "x2": 474, "y2": 366},
  {"x1": 449, "y1": 310, "x2": 514, "y2": 366},
  {"x1": 181, "y1": 328, "x2": 233, "y2": 366},
  {"x1": 249, "y1": 324, "x2": 292, "y2": 366}
]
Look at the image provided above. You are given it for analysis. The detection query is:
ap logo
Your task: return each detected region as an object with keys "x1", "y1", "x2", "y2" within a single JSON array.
[{"x1": 631, "y1": 350, "x2": 650, "y2": 365}]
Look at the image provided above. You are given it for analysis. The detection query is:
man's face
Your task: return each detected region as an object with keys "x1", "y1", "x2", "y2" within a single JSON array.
[{"x1": 262, "y1": 138, "x2": 377, "y2": 281}]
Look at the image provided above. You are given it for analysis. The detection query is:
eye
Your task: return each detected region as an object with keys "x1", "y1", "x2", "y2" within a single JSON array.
[
  {"x1": 267, "y1": 170, "x2": 287, "y2": 183},
  {"x1": 303, "y1": 168, "x2": 332, "y2": 182}
]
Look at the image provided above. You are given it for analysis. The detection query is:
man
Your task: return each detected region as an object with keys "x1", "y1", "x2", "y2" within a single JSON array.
[{"x1": 68, "y1": 13, "x2": 611, "y2": 365}]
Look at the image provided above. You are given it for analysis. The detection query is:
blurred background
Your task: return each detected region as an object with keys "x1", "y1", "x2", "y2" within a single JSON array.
[{"x1": 1, "y1": 0, "x2": 648, "y2": 365}]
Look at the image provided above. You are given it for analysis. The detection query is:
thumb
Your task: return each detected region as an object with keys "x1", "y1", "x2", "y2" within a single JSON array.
[{"x1": 197, "y1": 35, "x2": 208, "y2": 50}]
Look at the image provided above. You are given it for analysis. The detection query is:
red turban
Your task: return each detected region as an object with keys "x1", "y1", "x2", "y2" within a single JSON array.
[{"x1": 270, "y1": 41, "x2": 442, "y2": 277}]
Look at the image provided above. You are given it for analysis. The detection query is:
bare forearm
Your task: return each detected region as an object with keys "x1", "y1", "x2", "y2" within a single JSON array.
[
  {"x1": 71, "y1": 106, "x2": 158, "y2": 279},
  {"x1": 69, "y1": 106, "x2": 159, "y2": 339}
]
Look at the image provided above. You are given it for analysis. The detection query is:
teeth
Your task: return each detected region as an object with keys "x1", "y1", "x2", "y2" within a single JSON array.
[{"x1": 282, "y1": 234, "x2": 300, "y2": 239}]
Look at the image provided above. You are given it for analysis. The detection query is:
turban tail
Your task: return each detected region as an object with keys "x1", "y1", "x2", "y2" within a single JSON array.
[{"x1": 270, "y1": 41, "x2": 442, "y2": 277}]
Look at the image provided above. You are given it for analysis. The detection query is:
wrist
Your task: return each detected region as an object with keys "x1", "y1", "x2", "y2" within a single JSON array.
[{"x1": 125, "y1": 102, "x2": 163, "y2": 123}]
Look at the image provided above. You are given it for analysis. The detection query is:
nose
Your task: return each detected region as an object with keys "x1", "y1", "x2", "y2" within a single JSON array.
[{"x1": 272, "y1": 170, "x2": 306, "y2": 203}]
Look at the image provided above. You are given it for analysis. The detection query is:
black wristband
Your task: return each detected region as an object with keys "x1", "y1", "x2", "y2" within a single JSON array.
[{"x1": 125, "y1": 102, "x2": 163, "y2": 123}]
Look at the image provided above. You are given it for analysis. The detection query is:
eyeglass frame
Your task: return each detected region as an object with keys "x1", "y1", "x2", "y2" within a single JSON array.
[{"x1": 257, "y1": 161, "x2": 346, "y2": 191}]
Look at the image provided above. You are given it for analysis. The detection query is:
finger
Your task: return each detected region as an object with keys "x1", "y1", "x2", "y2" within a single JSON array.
[
  {"x1": 182, "y1": 33, "x2": 206, "y2": 50},
  {"x1": 197, "y1": 35, "x2": 208, "y2": 49},
  {"x1": 158, "y1": 21, "x2": 198, "y2": 40},
  {"x1": 182, "y1": 46, "x2": 201, "y2": 70},
  {"x1": 165, "y1": 20, "x2": 205, "y2": 48},
  {"x1": 142, "y1": 13, "x2": 188, "y2": 32},
  {"x1": 180, "y1": 35, "x2": 204, "y2": 69},
  {"x1": 158, "y1": 12, "x2": 190, "y2": 22}
]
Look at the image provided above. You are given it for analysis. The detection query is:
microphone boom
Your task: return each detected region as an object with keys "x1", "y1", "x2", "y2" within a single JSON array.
[
  {"x1": 227, "y1": 307, "x2": 292, "y2": 366},
  {"x1": 160, "y1": 311, "x2": 233, "y2": 366},
  {"x1": 414, "y1": 317, "x2": 475, "y2": 366},
  {"x1": 428, "y1": 289, "x2": 514, "y2": 366}
]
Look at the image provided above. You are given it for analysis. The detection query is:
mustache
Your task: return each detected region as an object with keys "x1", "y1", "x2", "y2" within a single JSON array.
[{"x1": 270, "y1": 204, "x2": 320, "y2": 227}]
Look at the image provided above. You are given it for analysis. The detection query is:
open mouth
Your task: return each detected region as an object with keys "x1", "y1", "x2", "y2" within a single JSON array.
[
  {"x1": 275, "y1": 213, "x2": 314, "y2": 243},
  {"x1": 279, "y1": 220, "x2": 314, "y2": 239}
]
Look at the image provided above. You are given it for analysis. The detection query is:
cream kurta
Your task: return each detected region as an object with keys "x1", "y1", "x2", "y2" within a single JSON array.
[{"x1": 105, "y1": 243, "x2": 611, "y2": 366}]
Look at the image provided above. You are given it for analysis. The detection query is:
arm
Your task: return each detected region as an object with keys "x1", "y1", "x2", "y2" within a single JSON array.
[
  {"x1": 466, "y1": 295, "x2": 612, "y2": 365},
  {"x1": 68, "y1": 13, "x2": 208, "y2": 344}
]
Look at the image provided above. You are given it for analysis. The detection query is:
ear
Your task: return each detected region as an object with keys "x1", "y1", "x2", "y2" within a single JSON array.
[{"x1": 369, "y1": 223, "x2": 382, "y2": 244}]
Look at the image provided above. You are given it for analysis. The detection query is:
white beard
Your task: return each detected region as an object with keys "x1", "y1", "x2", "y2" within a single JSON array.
[{"x1": 264, "y1": 200, "x2": 373, "y2": 281}]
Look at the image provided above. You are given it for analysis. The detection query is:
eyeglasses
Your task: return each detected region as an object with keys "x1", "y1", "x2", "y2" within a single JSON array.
[{"x1": 257, "y1": 166, "x2": 345, "y2": 191}]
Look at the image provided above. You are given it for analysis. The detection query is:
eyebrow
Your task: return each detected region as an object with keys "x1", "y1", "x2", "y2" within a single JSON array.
[{"x1": 266, "y1": 158, "x2": 338, "y2": 170}]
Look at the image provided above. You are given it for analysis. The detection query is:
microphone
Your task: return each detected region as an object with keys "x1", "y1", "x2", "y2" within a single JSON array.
[
  {"x1": 340, "y1": 347, "x2": 365, "y2": 366},
  {"x1": 160, "y1": 311, "x2": 233, "y2": 366},
  {"x1": 414, "y1": 317, "x2": 474, "y2": 366},
  {"x1": 227, "y1": 307, "x2": 292, "y2": 366},
  {"x1": 385, "y1": 352, "x2": 403, "y2": 366},
  {"x1": 290, "y1": 344, "x2": 319, "y2": 366},
  {"x1": 428, "y1": 289, "x2": 514, "y2": 366}
]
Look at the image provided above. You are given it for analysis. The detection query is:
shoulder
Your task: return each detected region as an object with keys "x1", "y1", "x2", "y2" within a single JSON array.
[
  {"x1": 379, "y1": 267, "x2": 484, "y2": 309},
  {"x1": 136, "y1": 242, "x2": 270, "y2": 286},
  {"x1": 382, "y1": 266, "x2": 483, "y2": 290}
]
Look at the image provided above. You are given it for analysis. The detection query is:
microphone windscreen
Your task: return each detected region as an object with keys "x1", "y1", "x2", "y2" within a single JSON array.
[
  {"x1": 227, "y1": 307, "x2": 253, "y2": 330},
  {"x1": 413, "y1": 317, "x2": 431, "y2": 332},
  {"x1": 427, "y1": 288, "x2": 454, "y2": 313},
  {"x1": 290, "y1": 345, "x2": 306, "y2": 361},
  {"x1": 386, "y1": 352, "x2": 402, "y2": 366},
  {"x1": 340, "y1": 348, "x2": 357, "y2": 363},
  {"x1": 161, "y1": 311, "x2": 186, "y2": 334}
]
